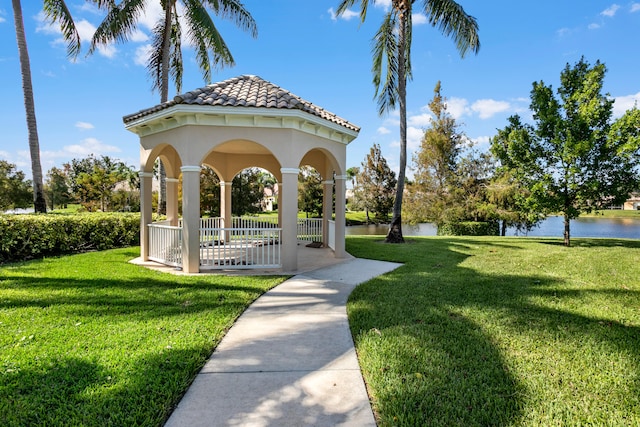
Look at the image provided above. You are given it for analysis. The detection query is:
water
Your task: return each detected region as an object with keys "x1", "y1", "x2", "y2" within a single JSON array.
[{"x1": 346, "y1": 216, "x2": 640, "y2": 239}]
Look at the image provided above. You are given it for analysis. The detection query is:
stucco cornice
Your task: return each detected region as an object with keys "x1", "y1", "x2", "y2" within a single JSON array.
[{"x1": 124, "y1": 105, "x2": 359, "y2": 145}]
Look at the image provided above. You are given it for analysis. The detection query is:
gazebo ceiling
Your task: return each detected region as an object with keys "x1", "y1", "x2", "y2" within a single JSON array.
[{"x1": 123, "y1": 75, "x2": 360, "y2": 144}]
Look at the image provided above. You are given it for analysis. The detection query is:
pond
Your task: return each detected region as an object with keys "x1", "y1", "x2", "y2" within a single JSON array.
[{"x1": 346, "y1": 216, "x2": 640, "y2": 240}]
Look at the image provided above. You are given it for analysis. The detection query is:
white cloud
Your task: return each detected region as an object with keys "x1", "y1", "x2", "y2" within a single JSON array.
[
  {"x1": 75, "y1": 121, "x2": 94, "y2": 130},
  {"x1": 601, "y1": 4, "x2": 620, "y2": 17},
  {"x1": 35, "y1": 11, "x2": 59, "y2": 35},
  {"x1": 134, "y1": 44, "x2": 154, "y2": 66},
  {"x1": 447, "y1": 97, "x2": 470, "y2": 119},
  {"x1": 39, "y1": 138, "x2": 122, "y2": 169},
  {"x1": 328, "y1": 7, "x2": 359, "y2": 21},
  {"x1": 556, "y1": 27, "x2": 572, "y2": 37},
  {"x1": 471, "y1": 135, "x2": 491, "y2": 151},
  {"x1": 613, "y1": 92, "x2": 640, "y2": 117},
  {"x1": 374, "y1": 0, "x2": 392, "y2": 10},
  {"x1": 390, "y1": 127, "x2": 424, "y2": 152},
  {"x1": 0, "y1": 150, "x2": 10, "y2": 158},
  {"x1": 588, "y1": 23, "x2": 601, "y2": 30},
  {"x1": 632, "y1": 3, "x2": 640, "y2": 12},
  {"x1": 137, "y1": 1, "x2": 163, "y2": 30},
  {"x1": 471, "y1": 99, "x2": 511, "y2": 119},
  {"x1": 377, "y1": 126, "x2": 391, "y2": 135},
  {"x1": 75, "y1": 19, "x2": 96, "y2": 42},
  {"x1": 408, "y1": 112, "x2": 432, "y2": 127},
  {"x1": 412, "y1": 13, "x2": 427, "y2": 25}
]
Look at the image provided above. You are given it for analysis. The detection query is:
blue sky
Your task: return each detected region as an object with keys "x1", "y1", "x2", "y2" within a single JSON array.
[{"x1": 1, "y1": 1, "x2": 640, "y2": 179}]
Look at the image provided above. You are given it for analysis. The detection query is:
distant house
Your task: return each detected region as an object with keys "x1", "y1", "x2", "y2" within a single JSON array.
[{"x1": 623, "y1": 193, "x2": 640, "y2": 210}]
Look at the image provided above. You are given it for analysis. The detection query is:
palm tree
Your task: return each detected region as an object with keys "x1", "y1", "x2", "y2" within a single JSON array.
[
  {"x1": 90, "y1": 0, "x2": 257, "y2": 214},
  {"x1": 11, "y1": 0, "x2": 80, "y2": 213},
  {"x1": 336, "y1": 0, "x2": 480, "y2": 242}
]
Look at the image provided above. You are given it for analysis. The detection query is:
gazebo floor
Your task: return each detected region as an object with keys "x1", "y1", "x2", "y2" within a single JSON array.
[{"x1": 131, "y1": 241, "x2": 351, "y2": 276}]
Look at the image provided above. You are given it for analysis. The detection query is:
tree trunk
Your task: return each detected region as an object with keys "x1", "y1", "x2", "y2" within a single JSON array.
[
  {"x1": 156, "y1": 0, "x2": 173, "y2": 216},
  {"x1": 501, "y1": 220, "x2": 507, "y2": 236},
  {"x1": 563, "y1": 213, "x2": 571, "y2": 247},
  {"x1": 385, "y1": 3, "x2": 408, "y2": 244},
  {"x1": 12, "y1": 0, "x2": 46, "y2": 213}
]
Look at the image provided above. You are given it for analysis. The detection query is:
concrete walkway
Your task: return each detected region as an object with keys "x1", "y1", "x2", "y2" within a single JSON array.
[{"x1": 164, "y1": 258, "x2": 402, "y2": 427}]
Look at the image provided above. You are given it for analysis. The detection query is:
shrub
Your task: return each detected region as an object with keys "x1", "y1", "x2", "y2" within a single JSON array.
[
  {"x1": 437, "y1": 221, "x2": 499, "y2": 236},
  {"x1": 0, "y1": 213, "x2": 140, "y2": 263}
]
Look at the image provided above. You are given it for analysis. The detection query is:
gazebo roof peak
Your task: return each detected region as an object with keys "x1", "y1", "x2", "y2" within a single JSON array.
[{"x1": 123, "y1": 74, "x2": 360, "y2": 133}]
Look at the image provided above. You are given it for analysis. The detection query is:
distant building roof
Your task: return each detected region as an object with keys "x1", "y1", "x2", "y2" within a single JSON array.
[{"x1": 123, "y1": 75, "x2": 360, "y2": 133}]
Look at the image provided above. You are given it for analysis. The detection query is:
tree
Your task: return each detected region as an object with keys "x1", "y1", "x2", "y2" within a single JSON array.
[
  {"x1": 90, "y1": 0, "x2": 258, "y2": 215},
  {"x1": 45, "y1": 166, "x2": 72, "y2": 210},
  {"x1": 493, "y1": 58, "x2": 640, "y2": 246},
  {"x1": 336, "y1": 0, "x2": 480, "y2": 243},
  {"x1": 298, "y1": 166, "x2": 323, "y2": 218},
  {"x1": 231, "y1": 168, "x2": 263, "y2": 216},
  {"x1": 66, "y1": 155, "x2": 136, "y2": 211},
  {"x1": 358, "y1": 144, "x2": 397, "y2": 222},
  {"x1": 200, "y1": 166, "x2": 221, "y2": 217},
  {"x1": 489, "y1": 116, "x2": 544, "y2": 235},
  {"x1": 11, "y1": 0, "x2": 80, "y2": 213},
  {"x1": 406, "y1": 81, "x2": 464, "y2": 225},
  {"x1": 0, "y1": 160, "x2": 33, "y2": 211}
]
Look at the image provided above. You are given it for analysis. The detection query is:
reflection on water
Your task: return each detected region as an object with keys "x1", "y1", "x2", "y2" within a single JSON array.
[
  {"x1": 345, "y1": 223, "x2": 437, "y2": 236},
  {"x1": 510, "y1": 216, "x2": 640, "y2": 239},
  {"x1": 346, "y1": 216, "x2": 640, "y2": 239}
]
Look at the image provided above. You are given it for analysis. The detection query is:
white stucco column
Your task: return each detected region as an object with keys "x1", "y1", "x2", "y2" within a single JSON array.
[
  {"x1": 139, "y1": 171, "x2": 153, "y2": 261},
  {"x1": 220, "y1": 181, "x2": 232, "y2": 227},
  {"x1": 277, "y1": 182, "x2": 282, "y2": 228},
  {"x1": 166, "y1": 177, "x2": 179, "y2": 226},
  {"x1": 220, "y1": 181, "x2": 232, "y2": 242},
  {"x1": 334, "y1": 174, "x2": 347, "y2": 258},
  {"x1": 280, "y1": 168, "x2": 299, "y2": 271},
  {"x1": 322, "y1": 179, "x2": 333, "y2": 248},
  {"x1": 181, "y1": 165, "x2": 201, "y2": 273}
]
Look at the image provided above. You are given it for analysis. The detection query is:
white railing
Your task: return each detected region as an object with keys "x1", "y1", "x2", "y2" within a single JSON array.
[
  {"x1": 148, "y1": 216, "x2": 326, "y2": 270},
  {"x1": 328, "y1": 220, "x2": 335, "y2": 250},
  {"x1": 231, "y1": 216, "x2": 279, "y2": 229},
  {"x1": 148, "y1": 223, "x2": 182, "y2": 267},
  {"x1": 297, "y1": 218, "x2": 323, "y2": 242},
  {"x1": 200, "y1": 227, "x2": 281, "y2": 269}
]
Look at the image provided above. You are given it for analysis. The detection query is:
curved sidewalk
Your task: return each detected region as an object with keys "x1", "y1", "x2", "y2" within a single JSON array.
[{"x1": 164, "y1": 257, "x2": 402, "y2": 427}]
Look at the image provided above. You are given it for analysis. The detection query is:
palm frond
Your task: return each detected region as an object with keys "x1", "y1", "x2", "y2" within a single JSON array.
[
  {"x1": 89, "y1": 0, "x2": 147, "y2": 54},
  {"x1": 146, "y1": 20, "x2": 165, "y2": 94},
  {"x1": 202, "y1": 0, "x2": 258, "y2": 37},
  {"x1": 184, "y1": 0, "x2": 235, "y2": 76},
  {"x1": 335, "y1": 0, "x2": 372, "y2": 22},
  {"x1": 421, "y1": 0, "x2": 480, "y2": 57},
  {"x1": 169, "y1": 15, "x2": 183, "y2": 94},
  {"x1": 372, "y1": 11, "x2": 399, "y2": 115},
  {"x1": 43, "y1": 0, "x2": 81, "y2": 58}
]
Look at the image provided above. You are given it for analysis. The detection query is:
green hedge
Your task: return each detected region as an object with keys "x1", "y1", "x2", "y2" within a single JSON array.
[
  {"x1": 0, "y1": 213, "x2": 140, "y2": 263},
  {"x1": 437, "y1": 221, "x2": 499, "y2": 236}
]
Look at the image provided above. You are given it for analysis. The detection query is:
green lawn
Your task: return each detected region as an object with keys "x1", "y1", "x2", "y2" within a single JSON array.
[
  {"x1": 345, "y1": 236, "x2": 640, "y2": 426},
  {"x1": 0, "y1": 248, "x2": 287, "y2": 426}
]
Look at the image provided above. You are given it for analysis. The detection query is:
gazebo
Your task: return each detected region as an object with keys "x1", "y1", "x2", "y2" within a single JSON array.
[{"x1": 124, "y1": 75, "x2": 360, "y2": 273}]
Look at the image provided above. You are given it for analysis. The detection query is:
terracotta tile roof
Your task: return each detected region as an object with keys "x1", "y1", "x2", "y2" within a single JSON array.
[{"x1": 123, "y1": 75, "x2": 360, "y2": 132}]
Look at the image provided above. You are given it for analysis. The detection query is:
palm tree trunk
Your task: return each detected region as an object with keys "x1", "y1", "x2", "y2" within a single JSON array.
[
  {"x1": 386, "y1": 2, "x2": 408, "y2": 243},
  {"x1": 157, "y1": 0, "x2": 173, "y2": 216},
  {"x1": 12, "y1": 0, "x2": 46, "y2": 213}
]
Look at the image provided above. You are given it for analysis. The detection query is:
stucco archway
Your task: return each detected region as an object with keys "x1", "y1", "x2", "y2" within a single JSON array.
[{"x1": 124, "y1": 75, "x2": 359, "y2": 273}]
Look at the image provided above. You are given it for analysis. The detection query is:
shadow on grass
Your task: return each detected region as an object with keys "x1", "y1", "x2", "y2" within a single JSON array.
[
  {"x1": 345, "y1": 236, "x2": 640, "y2": 426},
  {"x1": 0, "y1": 347, "x2": 211, "y2": 426}
]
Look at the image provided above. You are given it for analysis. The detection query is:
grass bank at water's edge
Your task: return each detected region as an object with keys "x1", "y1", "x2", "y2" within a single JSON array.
[{"x1": 345, "y1": 236, "x2": 640, "y2": 426}]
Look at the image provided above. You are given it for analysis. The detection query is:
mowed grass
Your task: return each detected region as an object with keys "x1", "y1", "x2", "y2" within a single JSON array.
[
  {"x1": 345, "y1": 236, "x2": 640, "y2": 426},
  {"x1": 0, "y1": 248, "x2": 286, "y2": 426}
]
